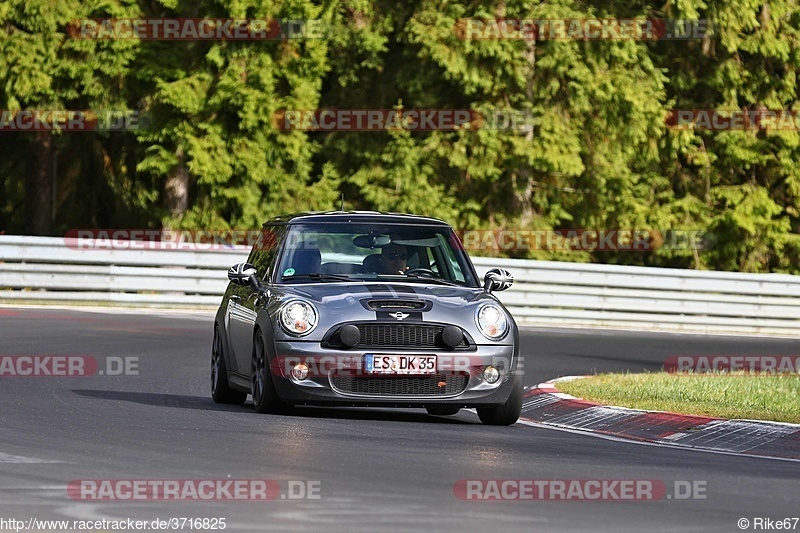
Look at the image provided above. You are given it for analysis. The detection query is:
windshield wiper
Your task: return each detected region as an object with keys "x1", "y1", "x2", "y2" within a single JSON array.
[
  {"x1": 402, "y1": 273, "x2": 460, "y2": 286},
  {"x1": 281, "y1": 273, "x2": 353, "y2": 283}
]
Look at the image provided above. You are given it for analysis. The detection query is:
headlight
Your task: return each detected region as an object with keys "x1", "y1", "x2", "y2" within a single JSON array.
[
  {"x1": 280, "y1": 300, "x2": 318, "y2": 336},
  {"x1": 475, "y1": 304, "x2": 508, "y2": 340}
]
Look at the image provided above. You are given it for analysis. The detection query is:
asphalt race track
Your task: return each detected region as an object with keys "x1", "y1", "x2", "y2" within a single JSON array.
[{"x1": 0, "y1": 307, "x2": 798, "y2": 532}]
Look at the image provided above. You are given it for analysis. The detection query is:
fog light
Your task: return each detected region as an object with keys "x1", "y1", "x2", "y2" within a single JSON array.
[
  {"x1": 292, "y1": 363, "x2": 309, "y2": 381},
  {"x1": 483, "y1": 366, "x2": 500, "y2": 384}
]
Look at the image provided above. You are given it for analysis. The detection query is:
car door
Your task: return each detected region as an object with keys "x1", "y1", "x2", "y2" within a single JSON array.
[
  {"x1": 227, "y1": 226, "x2": 284, "y2": 376},
  {"x1": 227, "y1": 280, "x2": 257, "y2": 377}
]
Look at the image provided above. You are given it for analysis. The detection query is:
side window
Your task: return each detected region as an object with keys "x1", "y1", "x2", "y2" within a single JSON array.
[
  {"x1": 438, "y1": 234, "x2": 466, "y2": 283},
  {"x1": 426, "y1": 248, "x2": 438, "y2": 274},
  {"x1": 247, "y1": 226, "x2": 284, "y2": 281}
]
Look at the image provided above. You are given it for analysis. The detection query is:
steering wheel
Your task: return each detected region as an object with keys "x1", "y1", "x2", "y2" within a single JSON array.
[{"x1": 405, "y1": 267, "x2": 438, "y2": 278}]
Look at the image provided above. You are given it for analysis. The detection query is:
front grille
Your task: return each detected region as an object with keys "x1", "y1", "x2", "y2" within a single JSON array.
[
  {"x1": 330, "y1": 373, "x2": 469, "y2": 396},
  {"x1": 359, "y1": 324, "x2": 442, "y2": 348},
  {"x1": 322, "y1": 323, "x2": 472, "y2": 350}
]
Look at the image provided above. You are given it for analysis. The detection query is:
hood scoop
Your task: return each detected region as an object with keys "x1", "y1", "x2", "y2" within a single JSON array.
[{"x1": 362, "y1": 299, "x2": 432, "y2": 312}]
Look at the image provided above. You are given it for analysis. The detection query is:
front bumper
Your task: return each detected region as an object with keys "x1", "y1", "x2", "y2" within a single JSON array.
[{"x1": 269, "y1": 341, "x2": 518, "y2": 408}]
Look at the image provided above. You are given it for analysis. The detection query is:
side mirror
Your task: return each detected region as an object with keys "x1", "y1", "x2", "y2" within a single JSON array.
[
  {"x1": 483, "y1": 268, "x2": 513, "y2": 293},
  {"x1": 228, "y1": 262, "x2": 258, "y2": 287}
]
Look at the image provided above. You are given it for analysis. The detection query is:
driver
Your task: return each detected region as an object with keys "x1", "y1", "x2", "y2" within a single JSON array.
[{"x1": 378, "y1": 243, "x2": 409, "y2": 275}]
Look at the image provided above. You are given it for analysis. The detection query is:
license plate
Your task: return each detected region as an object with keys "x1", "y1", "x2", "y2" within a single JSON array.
[{"x1": 364, "y1": 354, "x2": 436, "y2": 375}]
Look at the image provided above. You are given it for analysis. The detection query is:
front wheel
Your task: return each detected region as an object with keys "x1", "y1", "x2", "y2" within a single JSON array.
[
  {"x1": 476, "y1": 375, "x2": 523, "y2": 426},
  {"x1": 251, "y1": 330, "x2": 287, "y2": 414},
  {"x1": 211, "y1": 326, "x2": 247, "y2": 405}
]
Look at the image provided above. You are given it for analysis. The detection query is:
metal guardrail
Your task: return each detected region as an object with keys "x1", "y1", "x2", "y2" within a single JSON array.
[{"x1": 2, "y1": 235, "x2": 799, "y2": 336}]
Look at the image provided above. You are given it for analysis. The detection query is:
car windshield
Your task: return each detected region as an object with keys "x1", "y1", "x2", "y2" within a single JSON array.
[{"x1": 275, "y1": 222, "x2": 479, "y2": 287}]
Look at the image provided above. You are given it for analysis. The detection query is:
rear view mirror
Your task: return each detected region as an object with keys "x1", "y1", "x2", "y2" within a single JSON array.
[
  {"x1": 228, "y1": 262, "x2": 257, "y2": 286},
  {"x1": 353, "y1": 234, "x2": 391, "y2": 249},
  {"x1": 484, "y1": 268, "x2": 513, "y2": 293}
]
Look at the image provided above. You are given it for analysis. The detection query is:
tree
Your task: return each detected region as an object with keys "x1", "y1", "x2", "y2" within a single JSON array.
[{"x1": 0, "y1": 0, "x2": 139, "y2": 234}]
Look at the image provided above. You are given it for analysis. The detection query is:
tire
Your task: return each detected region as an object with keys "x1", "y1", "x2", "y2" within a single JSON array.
[
  {"x1": 426, "y1": 406, "x2": 461, "y2": 416},
  {"x1": 477, "y1": 375, "x2": 523, "y2": 426},
  {"x1": 251, "y1": 329, "x2": 287, "y2": 414},
  {"x1": 211, "y1": 326, "x2": 247, "y2": 405}
]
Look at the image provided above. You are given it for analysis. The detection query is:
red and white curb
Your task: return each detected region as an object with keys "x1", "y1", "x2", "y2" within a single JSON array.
[{"x1": 520, "y1": 377, "x2": 800, "y2": 461}]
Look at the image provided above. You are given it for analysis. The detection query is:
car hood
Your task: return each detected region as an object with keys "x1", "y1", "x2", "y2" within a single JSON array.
[
  {"x1": 266, "y1": 281, "x2": 513, "y2": 344},
  {"x1": 280, "y1": 281, "x2": 482, "y2": 303}
]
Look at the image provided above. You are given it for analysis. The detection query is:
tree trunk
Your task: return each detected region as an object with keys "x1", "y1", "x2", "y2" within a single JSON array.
[
  {"x1": 165, "y1": 148, "x2": 189, "y2": 216},
  {"x1": 28, "y1": 130, "x2": 54, "y2": 235},
  {"x1": 514, "y1": 36, "x2": 537, "y2": 227}
]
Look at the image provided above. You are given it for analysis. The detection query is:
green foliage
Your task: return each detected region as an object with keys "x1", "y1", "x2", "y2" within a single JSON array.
[{"x1": 1, "y1": 0, "x2": 800, "y2": 273}]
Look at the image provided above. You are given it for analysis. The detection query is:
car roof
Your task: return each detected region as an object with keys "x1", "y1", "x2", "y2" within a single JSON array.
[{"x1": 263, "y1": 211, "x2": 452, "y2": 227}]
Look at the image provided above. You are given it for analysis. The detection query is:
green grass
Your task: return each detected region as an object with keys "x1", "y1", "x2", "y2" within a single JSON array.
[{"x1": 556, "y1": 372, "x2": 800, "y2": 424}]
